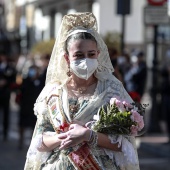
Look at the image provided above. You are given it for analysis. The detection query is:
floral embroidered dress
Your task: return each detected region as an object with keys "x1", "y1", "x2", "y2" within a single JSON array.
[{"x1": 24, "y1": 76, "x2": 140, "y2": 170}]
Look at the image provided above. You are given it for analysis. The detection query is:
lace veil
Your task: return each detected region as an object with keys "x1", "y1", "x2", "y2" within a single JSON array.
[{"x1": 45, "y1": 12, "x2": 114, "y2": 85}]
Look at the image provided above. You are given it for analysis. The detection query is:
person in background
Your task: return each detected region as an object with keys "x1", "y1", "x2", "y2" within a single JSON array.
[
  {"x1": 108, "y1": 48, "x2": 123, "y2": 83},
  {"x1": 132, "y1": 52, "x2": 147, "y2": 99},
  {"x1": 0, "y1": 52, "x2": 16, "y2": 141},
  {"x1": 118, "y1": 50, "x2": 132, "y2": 79},
  {"x1": 124, "y1": 51, "x2": 147, "y2": 102},
  {"x1": 160, "y1": 51, "x2": 170, "y2": 143},
  {"x1": 39, "y1": 54, "x2": 50, "y2": 90},
  {"x1": 18, "y1": 65, "x2": 42, "y2": 149}
]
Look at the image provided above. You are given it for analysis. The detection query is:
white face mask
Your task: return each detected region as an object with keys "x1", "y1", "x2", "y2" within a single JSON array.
[{"x1": 70, "y1": 58, "x2": 98, "y2": 80}]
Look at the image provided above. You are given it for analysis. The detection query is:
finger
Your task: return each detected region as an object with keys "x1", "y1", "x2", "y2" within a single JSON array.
[
  {"x1": 68, "y1": 124, "x2": 75, "y2": 130},
  {"x1": 60, "y1": 137, "x2": 71, "y2": 146},
  {"x1": 63, "y1": 140, "x2": 71, "y2": 147},
  {"x1": 59, "y1": 140, "x2": 72, "y2": 150},
  {"x1": 58, "y1": 133, "x2": 67, "y2": 139},
  {"x1": 59, "y1": 144, "x2": 65, "y2": 150}
]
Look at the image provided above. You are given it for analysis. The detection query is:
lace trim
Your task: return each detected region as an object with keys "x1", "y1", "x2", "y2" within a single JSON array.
[
  {"x1": 103, "y1": 135, "x2": 138, "y2": 167},
  {"x1": 26, "y1": 132, "x2": 56, "y2": 163},
  {"x1": 27, "y1": 135, "x2": 49, "y2": 162}
]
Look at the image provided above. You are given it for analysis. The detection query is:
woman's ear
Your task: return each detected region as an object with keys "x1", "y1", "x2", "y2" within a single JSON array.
[{"x1": 64, "y1": 53, "x2": 70, "y2": 65}]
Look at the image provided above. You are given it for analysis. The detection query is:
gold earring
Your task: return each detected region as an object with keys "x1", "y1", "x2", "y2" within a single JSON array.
[{"x1": 67, "y1": 66, "x2": 72, "y2": 77}]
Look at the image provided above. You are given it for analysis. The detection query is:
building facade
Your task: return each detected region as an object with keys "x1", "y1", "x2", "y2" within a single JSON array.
[{"x1": 1, "y1": 0, "x2": 170, "y2": 59}]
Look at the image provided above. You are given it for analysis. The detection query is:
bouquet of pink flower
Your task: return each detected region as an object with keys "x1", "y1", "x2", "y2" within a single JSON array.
[{"x1": 91, "y1": 97, "x2": 147, "y2": 136}]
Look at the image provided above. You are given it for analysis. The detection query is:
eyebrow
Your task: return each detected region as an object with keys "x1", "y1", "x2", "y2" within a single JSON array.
[
  {"x1": 89, "y1": 50, "x2": 97, "y2": 52},
  {"x1": 75, "y1": 50, "x2": 97, "y2": 53}
]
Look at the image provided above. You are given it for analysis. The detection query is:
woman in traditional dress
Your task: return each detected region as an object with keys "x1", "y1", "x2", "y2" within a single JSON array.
[{"x1": 24, "y1": 12, "x2": 140, "y2": 170}]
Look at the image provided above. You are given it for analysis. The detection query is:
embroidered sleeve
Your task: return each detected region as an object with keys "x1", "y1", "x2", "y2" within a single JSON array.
[
  {"x1": 26, "y1": 100, "x2": 55, "y2": 162},
  {"x1": 34, "y1": 100, "x2": 55, "y2": 133}
]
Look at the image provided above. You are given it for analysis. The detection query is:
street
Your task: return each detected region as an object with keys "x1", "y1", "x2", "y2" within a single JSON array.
[
  {"x1": 138, "y1": 142, "x2": 170, "y2": 170},
  {"x1": 1, "y1": 134, "x2": 170, "y2": 170}
]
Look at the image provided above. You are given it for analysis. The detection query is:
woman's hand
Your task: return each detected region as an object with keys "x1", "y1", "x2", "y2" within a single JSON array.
[{"x1": 58, "y1": 124, "x2": 90, "y2": 150}]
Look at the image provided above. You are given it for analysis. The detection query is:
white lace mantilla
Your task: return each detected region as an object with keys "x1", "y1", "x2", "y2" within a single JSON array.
[{"x1": 45, "y1": 12, "x2": 114, "y2": 85}]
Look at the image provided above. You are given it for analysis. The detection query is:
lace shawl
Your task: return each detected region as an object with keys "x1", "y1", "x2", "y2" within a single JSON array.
[{"x1": 24, "y1": 77, "x2": 140, "y2": 170}]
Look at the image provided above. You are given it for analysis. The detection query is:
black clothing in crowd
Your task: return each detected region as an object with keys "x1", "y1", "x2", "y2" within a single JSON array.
[
  {"x1": 0, "y1": 54, "x2": 16, "y2": 141},
  {"x1": 18, "y1": 65, "x2": 42, "y2": 149},
  {"x1": 124, "y1": 51, "x2": 147, "y2": 102},
  {"x1": 160, "y1": 66, "x2": 170, "y2": 142}
]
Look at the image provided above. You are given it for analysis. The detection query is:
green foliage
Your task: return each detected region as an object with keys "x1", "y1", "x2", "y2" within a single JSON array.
[
  {"x1": 92, "y1": 104, "x2": 135, "y2": 135},
  {"x1": 31, "y1": 39, "x2": 55, "y2": 55},
  {"x1": 102, "y1": 31, "x2": 121, "y2": 54}
]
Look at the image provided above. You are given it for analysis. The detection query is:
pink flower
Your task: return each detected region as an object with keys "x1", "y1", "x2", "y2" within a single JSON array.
[
  {"x1": 130, "y1": 125, "x2": 138, "y2": 136},
  {"x1": 110, "y1": 96, "x2": 121, "y2": 105},
  {"x1": 110, "y1": 98, "x2": 117, "y2": 105},
  {"x1": 115, "y1": 100, "x2": 125, "y2": 112},
  {"x1": 137, "y1": 117, "x2": 144, "y2": 130},
  {"x1": 130, "y1": 110, "x2": 141, "y2": 122},
  {"x1": 130, "y1": 110, "x2": 144, "y2": 131},
  {"x1": 122, "y1": 101, "x2": 133, "y2": 109}
]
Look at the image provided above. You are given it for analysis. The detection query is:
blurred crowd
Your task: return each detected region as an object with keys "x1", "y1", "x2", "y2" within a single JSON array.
[
  {"x1": 109, "y1": 48, "x2": 147, "y2": 103},
  {"x1": 0, "y1": 51, "x2": 50, "y2": 149},
  {"x1": 0, "y1": 46, "x2": 170, "y2": 149},
  {"x1": 108, "y1": 47, "x2": 170, "y2": 143}
]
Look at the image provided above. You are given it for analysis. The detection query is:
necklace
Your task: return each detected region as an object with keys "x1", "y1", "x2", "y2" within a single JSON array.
[
  {"x1": 67, "y1": 78, "x2": 97, "y2": 95},
  {"x1": 77, "y1": 87, "x2": 87, "y2": 94},
  {"x1": 76, "y1": 80, "x2": 97, "y2": 94}
]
